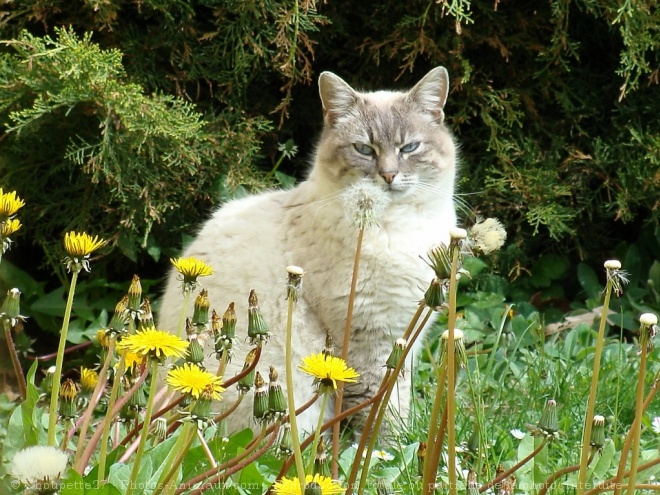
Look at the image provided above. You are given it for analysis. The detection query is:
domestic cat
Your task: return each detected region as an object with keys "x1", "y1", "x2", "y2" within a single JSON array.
[{"x1": 158, "y1": 67, "x2": 458, "y2": 435}]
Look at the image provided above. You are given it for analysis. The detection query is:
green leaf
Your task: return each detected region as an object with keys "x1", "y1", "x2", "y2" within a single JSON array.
[{"x1": 577, "y1": 263, "x2": 602, "y2": 301}]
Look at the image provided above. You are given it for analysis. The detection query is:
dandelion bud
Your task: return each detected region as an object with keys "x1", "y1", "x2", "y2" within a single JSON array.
[
  {"x1": 127, "y1": 275, "x2": 142, "y2": 314},
  {"x1": 466, "y1": 470, "x2": 479, "y2": 495},
  {"x1": 42, "y1": 366, "x2": 57, "y2": 395},
  {"x1": 313, "y1": 436, "x2": 331, "y2": 477},
  {"x1": 537, "y1": 399, "x2": 558, "y2": 437},
  {"x1": 590, "y1": 415, "x2": 606, "y2": 450},
  {"x1": 153, "y1": 417, "x2": 168, "y2": 439},
  {"x1": 192, "y1": 289, "x2": 211, "y2": 330},
  {"x1": 215, "y1": 304, "x2": 237, "y2": 359},
  {"x1": 187, "y1": 335, "x2": 206, "y2": 365},
  {"x1": 138, "y1": 298, "x2": 154, "y2": 330},
  {"x1": 58, "y1": 379, "x2": 79, "y2": 420},
  {"x1": 128, "y1": 379, "x2": 148, "y2": 410},
  {"x1": 425, "y1": 245, "x2": 452, "y2": 280},
  {"x1": 499, "y1": 475, "x2": 516, "y2": 495},
  {"x1": 286, "y1": 265, "x2": 304, "y2": 302},
  {"x1": 440, "y1": 329, "x2": 467, "y2": 370},
  {"x1": 268, "y1": 366, "x2": 287, "y2": 419},
  {"x1": 278, "y1": 423, "x2": 294, "y2": 457},
  {"x1": 237, "y1": 348, "x2": 258, "y2": 394},
  {"x1": 469, "y1": 218, "x2": 507, "y2": 255},
  {"x1": 107, "y1": 295, "x2": 129, "y2": 336},
  {"x1": 222, "y1": 303, "x2": 237, "y2": 340},
  {"x1": 416, "y1": 441, "x2": 427, "y2": 477},
  {"x1": 0, "y1": 288, "x2": 22, "y2": 326},
  {"x1": 252, "y1": 372, "x2": 269, "y2": 424},
  {"x1": 247, "y1": 290, "x2": 270, "y2": 344},
  {"x1": 424, "y1": 278, "x2": 444, "y2": 309},
  {"x1": 304, "y1": 482, "x2": 322, "y2": 495},
  {"x1": 376, "y1": 478, "x2": 394, "y2": 495},
  {"x1": 386, "y1": 338, "x2": 407, "y2": 370}
]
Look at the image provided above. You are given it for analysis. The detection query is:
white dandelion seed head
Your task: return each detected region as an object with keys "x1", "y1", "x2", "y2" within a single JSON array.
[
  {"x1": 510, "y1": 428, "x2": 526, "y2": 440},
  {"x1": 604, "y1": 259, "x2": 621, "y2": 270},
  {"x1": 469, "y1": 218, "x2": 507, "y2": 255},
  {"x1": 341, "y1": 179, "x2": 391, "y2": 229},
  {"x1": 652, "y1": 417, "x2": 660, "y2": 434},
  {"x1": 10, "y1": 445, "x2": 68, "y2": 487}
]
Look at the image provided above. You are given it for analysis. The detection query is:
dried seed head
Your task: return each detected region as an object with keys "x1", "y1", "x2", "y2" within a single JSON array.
[{"x1": 286, "y1": 265, "x2": 304, "y2": 301}]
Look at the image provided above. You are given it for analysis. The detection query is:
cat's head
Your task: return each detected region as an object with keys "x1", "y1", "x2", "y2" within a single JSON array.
[{"x1": 312, "y1": 67, "x2": 457, "y2": 201}]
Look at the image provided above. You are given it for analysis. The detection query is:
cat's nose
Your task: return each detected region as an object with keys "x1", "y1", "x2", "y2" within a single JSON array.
[{"x1": 380, "y1": 171, "x2": 397, "y2": 184}]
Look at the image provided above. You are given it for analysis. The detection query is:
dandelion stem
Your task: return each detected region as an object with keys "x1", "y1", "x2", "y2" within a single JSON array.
[
  {"x1": 152, "y1": 421, "x2": 196, "y2": 495},
  {"x1": 48, "y1": 269, "x2": 79, "y2": 446},
  {"x1": 538, "y1": 451, "x2": 595, "y2": 495},
  {"x1": 3, "y1": 320, "x2": 26, "y2": 401},
  {"x1": 446, "y1": 245, "x2": 461, "y2": 495},
  {"x1": 126, "y1": 359, "x2": 160, "y2": 495},
  {"x1": 306, "y1": 392, "x2": 329, "y2": 475},
  {"x1": 422, "y1": 362, "x2": 448, "y2": 495},
  {"x1": 177, "y1": 290, "x2": 192, "y2": 338},
  {"x1": 285, "y1": 291, "x2": 306, "y2": 492},
  {"x1": 77, "y1": 362, "x2": 148, "y2": 472},
  {"x1": 348, "y1": 308, "x2": 432, "y2": 495},
  {"x1": 333, "y1": 227, "x2": 365, "y2": 477},
  {"x1": 479, "y1": 437, "x2": 548, "y2": 493},
  {"x1": 625, "y1": 332, "x2": 649, "y2": 495},
  {"x1": 73, "y1": 337, "x2": 115, "y2": 467},
  {"x1": 577, "y1": 275, "x2": 613, "y2": 495},
  {"x1": 95, "y1": 350, "x2": 126, "y2": 481}
]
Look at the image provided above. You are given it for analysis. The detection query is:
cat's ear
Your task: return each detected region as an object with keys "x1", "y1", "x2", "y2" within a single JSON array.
[
  {"x1": 407, "y1": 67, "x2": 450, "y2": 121},
  {"x1": 318, "y1": 72, "x2": 359, "y2": 124}
]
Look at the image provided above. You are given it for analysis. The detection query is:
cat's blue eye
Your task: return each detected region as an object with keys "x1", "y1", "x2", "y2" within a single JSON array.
[
  {"x1": 400, "y1": 142, "x2": 420, "y2": 153},
  {"x1": 353, "y1": 143, "x2": 375, "y2": 156}
]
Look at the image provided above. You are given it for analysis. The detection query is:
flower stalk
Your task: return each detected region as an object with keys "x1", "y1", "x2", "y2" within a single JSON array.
[
  {"x1": 625, "y1": 313, "x2": 657, "y2": 495},
  {"x1": 47, "y1": 268, "x2": 79, "y2": 446},
  {"x1": 125, "y1": 358, "x2": 160, "y2": 495},
  {"x1": 577, "y1": 260, "x2": 624, "y2": 495},
  {"x1": 284, "y1": 266, "x2": 306, "y2": 492}
]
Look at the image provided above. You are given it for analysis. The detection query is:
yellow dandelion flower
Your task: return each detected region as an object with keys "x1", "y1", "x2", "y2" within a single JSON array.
[
  {"x1": 170, "y1": 257, "x2": 213, "y2": 291},
  {"x1": 299, "y1": 353, "x2": 359, "y2": 391},
  {"x1": 167, "y1": 363, "x2": 225, "y2": 400},
  {"x1": 116, "y1": 327, "x2": 188, "y2": 361},
  {"x1": 123, "y1": 350, "x2": 145, "y2": 369},
  {"x1": 79, "y1": 367, "x2": 99, "y2": 393},
  {"x1": 64, "y1": 231, "x2": 107, "y2": 257},
  {"x1": 0, "y1": 189, "x2": 25, "y2": 218},
  {"x1": 1, "y1": 218, "x2": 22, "y2": 237},
  {"x1": 273, "y1": 474, "x2": 343, "y2": 495}
]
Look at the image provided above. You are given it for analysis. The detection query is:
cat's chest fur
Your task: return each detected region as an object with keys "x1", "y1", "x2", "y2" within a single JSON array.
[{"x1": 282, "y1": 180, "x2": 453, "y2": 344}]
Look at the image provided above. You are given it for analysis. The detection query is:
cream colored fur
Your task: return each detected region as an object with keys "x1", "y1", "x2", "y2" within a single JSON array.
[{"x1": 158, "y1": 67, "x2": 458, "y2": 435}]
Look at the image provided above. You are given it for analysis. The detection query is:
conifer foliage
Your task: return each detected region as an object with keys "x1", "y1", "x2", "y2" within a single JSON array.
[{"x1": 0, "y1": 0, "x2": 658, "y2": 270}]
